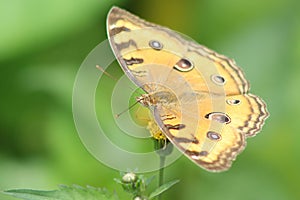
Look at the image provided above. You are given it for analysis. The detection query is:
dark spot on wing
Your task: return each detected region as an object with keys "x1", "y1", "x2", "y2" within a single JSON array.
[
  {"x1": 110, "y1": 26, "x2": 131, "y2": 36},
  {"x1": 123, "y1": 57, "x2": 144, "y2": 65}
]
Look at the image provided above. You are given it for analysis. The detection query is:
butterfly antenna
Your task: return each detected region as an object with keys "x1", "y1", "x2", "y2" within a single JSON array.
[
  {"x1": 115, "y1": 100, "x2": 140, "y2": 118},
  {"x1": 96, "y1": 65, "x2": 118, "y2": 81},
  {"x1": 96, "y1": 65, "x2": 143, "y2": 96}
]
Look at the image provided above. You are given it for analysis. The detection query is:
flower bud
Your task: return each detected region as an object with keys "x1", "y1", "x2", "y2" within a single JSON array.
[{"x1": 122, "y1": 172, "x2": 137, "y2": 183}]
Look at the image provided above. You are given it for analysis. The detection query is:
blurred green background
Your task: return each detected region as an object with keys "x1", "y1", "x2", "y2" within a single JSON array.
[{"x1": 0, "y1": 0, "x2": 299, "y2": 199}]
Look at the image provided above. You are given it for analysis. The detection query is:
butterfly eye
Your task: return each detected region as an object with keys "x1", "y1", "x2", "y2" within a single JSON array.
[
  {"x1": 226, "y1": 99, "x2": 241, "y2": 105},
  {"x1": 173, "y1": 58, "x2": 194, "y2": 72},
  {"x1": 205, "y1": 112, "x2": 231, "y2": 124},
  {"x1": 211, "y1": 74, "x2": 226, "y2": 85},
  {"x1": 207, "y1": 131, "x2": 222, "y2": 141},
  {"x1": 149, "y1": 40, "x2": 163, "y2": 50}
]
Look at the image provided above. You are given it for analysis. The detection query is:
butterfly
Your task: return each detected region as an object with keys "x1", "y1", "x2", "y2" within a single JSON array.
[{"x1": 106, "y1": 6, "x2": 269, "y2": 172}]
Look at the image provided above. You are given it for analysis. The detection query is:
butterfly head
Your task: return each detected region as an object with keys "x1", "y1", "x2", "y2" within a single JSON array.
[{"x1": 136, "y1": 94, "x2": 156, "y2": 107}]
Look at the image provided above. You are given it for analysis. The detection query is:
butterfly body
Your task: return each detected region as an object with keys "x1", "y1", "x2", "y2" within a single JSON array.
[
  {"x1": 106, "y1": 7, "x2": 269, "y2": 172},
  {"x1": 137, "y1": 91, "x2": 177, "y2": 107}
]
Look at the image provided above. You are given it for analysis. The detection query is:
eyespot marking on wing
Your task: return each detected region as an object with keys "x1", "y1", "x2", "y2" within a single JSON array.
[
  {"x1": 211, "y1": 74, "x2": 226, "y2": 85},
  {"x1": 205, "y1": 112, "x2": 231, "y2": 124},
  {"x1": 173, "y1": 58, "x2": 194, "y2": 72},
  {"x1": 207, "y1": 131, "x2": 222, "y2": 141},
  {"x1": 226, "y1": 99, "x2": 241, "y2": 105},
  {"x1": 149, "y1": 40, "x2": 163, "y2": 50}
]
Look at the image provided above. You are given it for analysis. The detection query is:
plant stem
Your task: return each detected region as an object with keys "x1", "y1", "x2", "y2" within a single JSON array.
[
  {"x1": 158, "y1": 154, "x2": 166, "y2": 200},
  {"x1": 159, "y1": 154, "x2": 166, "y2": 187},
  {"x1": 154, "y1": 138, "x2": 173, "y2": 200}
]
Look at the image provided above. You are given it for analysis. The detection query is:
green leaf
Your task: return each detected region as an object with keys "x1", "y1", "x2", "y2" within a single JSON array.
[
  {"x1": 148, "y1": 180, "x2": 179, "y2": 199},
  {"x1": 3, "y1": 185, "x2": 119, "y2": 200}
]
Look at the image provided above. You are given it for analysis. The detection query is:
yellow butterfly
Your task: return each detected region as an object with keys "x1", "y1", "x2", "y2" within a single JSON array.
[{"x1": 106, "y1": 7, "x2": 269, "y2": 172}]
